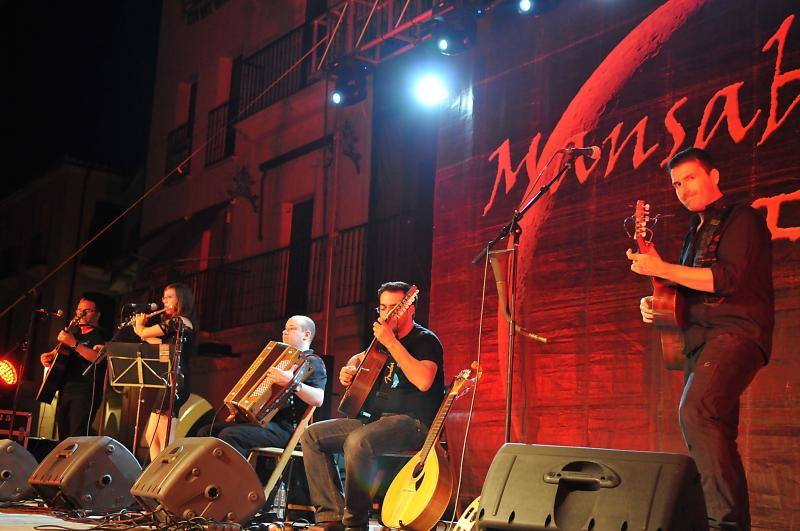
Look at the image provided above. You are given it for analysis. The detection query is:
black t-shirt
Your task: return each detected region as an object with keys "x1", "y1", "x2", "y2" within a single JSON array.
[
  {"x1": 367, "y1": 323, "x2": 446, "y2": 428},
  {"x1": 62, "y1": 326, "x2": 109, "y2": 388},
  {"x1": 679, "y1": 198, "x2": 774, "y2": 361},
  {"x1": 272, "y1": 350, "x2": 328, "y2": 430}
]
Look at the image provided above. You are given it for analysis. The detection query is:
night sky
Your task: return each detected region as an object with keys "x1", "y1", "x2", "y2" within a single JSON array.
[{"x1": 6, "y1": 2, "x2": 162, "y2": 199}]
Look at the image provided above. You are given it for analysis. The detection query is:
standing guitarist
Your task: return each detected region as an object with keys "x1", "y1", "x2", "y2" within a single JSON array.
[
  {"x1": 39, "y1": 293, "x2": 110, "y2": 439},
  {"x1": 302, "y1": 281, "x2": 445, "y2": 531},
  {"x1": 627, "y1": 147, "x2": 773, "y2": 530}
]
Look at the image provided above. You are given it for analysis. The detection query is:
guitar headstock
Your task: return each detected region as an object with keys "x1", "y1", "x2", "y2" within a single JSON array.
[
  {"x1": 449, "y1": 361, "x2": 482, "y2": 398},
  {"x1": 386, "y1": 285, "x2": 419, "y2": 320},
  {"x1": 633, "y1": 200, "x2": 652, "y2": 253},
  {"x1": 68, "y1": 309, "x2": 88, "y2": 328}
]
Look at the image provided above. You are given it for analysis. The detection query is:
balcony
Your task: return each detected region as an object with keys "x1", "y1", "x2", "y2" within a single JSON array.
[
  {"x1": 174, "y1": 223, "x2": 366, "y2": 332},
  {"x1": 236, "y1": 25, "x2": 314, "y2": 122}
]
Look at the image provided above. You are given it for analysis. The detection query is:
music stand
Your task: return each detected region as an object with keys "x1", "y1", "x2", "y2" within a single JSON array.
[{"x1": 106, "y1": 342, "x2": 173, "y2": 458}]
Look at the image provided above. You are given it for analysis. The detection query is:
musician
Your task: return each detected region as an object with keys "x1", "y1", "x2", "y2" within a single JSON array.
[
  {"x1": 627, "y1": 147, "x2": 773, "y2": 530},
  {"x1": 133, "y1": 283, "x2": 197, "y2": 461},
  {"x1": 39, "y1": 293, "x2": 110, "y2": 439},
  {"x1": 301, "y1": 281, "x2": 445, "y2": 531},
  {"x1": 211, "y1": 315, "x2": 326, "y2": 459}
]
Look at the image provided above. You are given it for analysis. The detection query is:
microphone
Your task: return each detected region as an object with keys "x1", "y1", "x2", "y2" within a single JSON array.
[
  {"x1": 35, "y1": 308, "x2": 64, "y2": 318},
  {"x1": 560, "y1": 146, "x2": 601, "y2": 160},
  {"x1": 124, "y1": 302, "x2": 159, "y2": 312}
]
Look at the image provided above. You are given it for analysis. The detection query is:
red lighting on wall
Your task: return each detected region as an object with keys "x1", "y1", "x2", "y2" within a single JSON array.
[{"x1": 0, "y1": 359, "x2": 17, "y2": 385}]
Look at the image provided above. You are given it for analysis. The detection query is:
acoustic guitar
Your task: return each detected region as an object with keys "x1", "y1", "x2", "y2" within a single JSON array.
[
  {"x1": 633, "y1": 200, "x2": 685, "y2": 370},
  {"x1": 36, "y1": 310, "x2": 86, "y2": 403},
  {"x1": 338, "y1": 285, "x2": 419, "y2": 418},
  {"x1": 381, "y1": 363, "x2": 480, "y2": 531}
]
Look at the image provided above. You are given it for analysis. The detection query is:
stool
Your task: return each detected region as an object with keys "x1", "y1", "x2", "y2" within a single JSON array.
[{"x1": 247, "y1": 405, "x2": 316, "y2": 519}]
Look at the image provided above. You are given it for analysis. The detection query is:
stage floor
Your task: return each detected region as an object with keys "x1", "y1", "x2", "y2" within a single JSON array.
[
  {"x1": 0, "y1": 506, "x2": 397, "y2": 531},
  {"x1": 0, "y1": 504, "x2": 94, "y2": 529}
]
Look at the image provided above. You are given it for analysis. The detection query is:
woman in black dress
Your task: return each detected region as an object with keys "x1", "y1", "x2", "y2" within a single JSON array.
[{"x1": 132, "y1": 282, "x2": 196, "y2": 461}]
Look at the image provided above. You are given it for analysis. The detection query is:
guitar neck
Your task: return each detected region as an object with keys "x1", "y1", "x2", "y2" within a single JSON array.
[{"x1": 417, "y1": 391, "x2": 457, "y2": 463}]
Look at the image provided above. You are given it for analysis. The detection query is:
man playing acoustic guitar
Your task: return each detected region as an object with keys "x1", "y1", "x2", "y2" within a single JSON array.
[
  {"x1": 627, "y1": 147, "x2": 773, "y2": 530},
  {"x1": 302, "y1": 281, "x2": 445, "y2": 531},
  {"x1": 39, "y1": 293, "x2": 110, "y2": 439}
]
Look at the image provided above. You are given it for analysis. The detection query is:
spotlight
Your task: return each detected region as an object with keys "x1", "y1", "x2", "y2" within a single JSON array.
[
  {"x1": 0, "y1": 359, "x2": 18, "y2": 385},
  {"x1": 414, "y1": 75, "x2": 449, "y2": 106},
  {"x1": 518, "y1": 0, "x2": 533, "y2": 13},
  {"x1": 433, "y1": 12, "x2": 477, "y2": 56},
  {"x1": 329, "y1": 60, "x2": 369, "y2": 106}
]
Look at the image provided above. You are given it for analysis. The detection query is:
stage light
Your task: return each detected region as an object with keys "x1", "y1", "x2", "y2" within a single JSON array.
[
  {"x1": 414, "y1": 75, "x2": 449, "y2": 106},
  {"x1": 0, "y1": 359, "x2": 18, "y2": 385},
  {"x1": 518, "y1": 0, "x2": 533, "y2": 13},
  {"x1": 329, "y1": 60, "x2": 369, "y2": 106},
  {"x1": 433, "y1": 12, "x2": 477, "y2": 56}
]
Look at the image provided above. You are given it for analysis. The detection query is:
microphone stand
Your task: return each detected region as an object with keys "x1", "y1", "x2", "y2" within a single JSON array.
[
  {"x1": 164, "y1": 319, "x2": 184, "y2": 445},
  {"x1": 81, "y1": 311, "x2": 140, "y2": 378},
  {"x1": 7, "y1": 309, "x2": 37, "y2": 442},
  {"x1": 471, "y1": 154, "x2": 575, "y2": 443}
]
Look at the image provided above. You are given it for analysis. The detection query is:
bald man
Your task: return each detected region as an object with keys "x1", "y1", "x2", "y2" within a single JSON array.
[{"x1": 205, "y1": 315, "x2": 327, "y2": 458}]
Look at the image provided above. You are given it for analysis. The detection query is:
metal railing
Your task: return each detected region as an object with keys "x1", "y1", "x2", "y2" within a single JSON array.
[
  {"x1": 236, "y1": 25, "x2": 313, "y2": 122},
  {"x1": 126, "y1": 218, "x2": 379, "y2": 332},
  {"x1": 205, "y1": 101, "x2": 236, "y2": 166},
  {"x1": 335, "y1": 224, "x2": 366, "y2": 308}
]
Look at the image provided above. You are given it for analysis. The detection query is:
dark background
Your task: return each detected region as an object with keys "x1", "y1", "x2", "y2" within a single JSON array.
[{"x1": 5, "y1": 2, "x2": 162, "y2": 197}]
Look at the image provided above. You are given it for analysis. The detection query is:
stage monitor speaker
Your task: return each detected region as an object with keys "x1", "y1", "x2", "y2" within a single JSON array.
[
  {"x1": 477, "y1": 443, "x2": 708, "y2": 531},
  {"x1": 28, "y1": 436, "x2": 142, "y2": 512},
  {"x1": 0, "y1": 439, "x2": 37, "y2": 501},
  {"x1": 131, "y1": 437, "x2": 266, "y2": 524}
]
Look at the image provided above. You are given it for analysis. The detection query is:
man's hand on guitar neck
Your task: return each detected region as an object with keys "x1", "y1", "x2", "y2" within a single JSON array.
[
  {"x1": 627, "y1": 246, "x2": 715, "y2": 293},
  {"x1": 626, "y1": 246, "x2": 667, "y2": 278}
]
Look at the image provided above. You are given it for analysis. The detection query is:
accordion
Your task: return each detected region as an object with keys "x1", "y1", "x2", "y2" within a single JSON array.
[{"x1": 223, "y1": 341, "x2": 314, "y2": 427}]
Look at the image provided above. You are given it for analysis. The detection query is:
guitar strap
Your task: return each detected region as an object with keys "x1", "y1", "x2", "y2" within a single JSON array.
[{"x1": 680, "y1": 202, "x2": 739, "y2": 302}]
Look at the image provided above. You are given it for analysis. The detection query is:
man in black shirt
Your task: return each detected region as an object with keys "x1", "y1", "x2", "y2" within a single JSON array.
[
  {"x1": 39, "y1": 293, "x2": 110, "y2": 439},
  {"x1": 210, "y1": 315, "x2": 327, "y2": 459},
  {"x1": 627, "y1": 147, "x2": 774, "y2": 530},
  {"x1": 301, "y1": 281, "x2": 445, "y2": 531}
]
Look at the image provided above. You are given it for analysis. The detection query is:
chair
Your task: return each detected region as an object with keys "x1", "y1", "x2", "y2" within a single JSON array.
[{"x1": 247, "y1": 405, "x2": 317, "y2": 516}]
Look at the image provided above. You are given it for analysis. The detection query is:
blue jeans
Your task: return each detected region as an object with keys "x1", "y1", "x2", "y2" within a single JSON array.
[
  {"x1": 300, "y1": 414, "x2": 426, "y2": 526},
  {"x1": 680, "y1": 333, "x2": 764, "y2": 530}
]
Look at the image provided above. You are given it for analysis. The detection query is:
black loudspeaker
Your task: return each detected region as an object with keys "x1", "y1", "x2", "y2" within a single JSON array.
[
  {"x1": 28, "y1": 436, "x2": 142, "y2": 512},
  {"x1": 131, "y1": 437, "x2": 266, "y2": 524},
  {"x1": 0, "y1": 439, "x2": 37, "y2": 501},
  {"x1": 478, "y1": 443, "x2": 708, "y2": 531}
]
